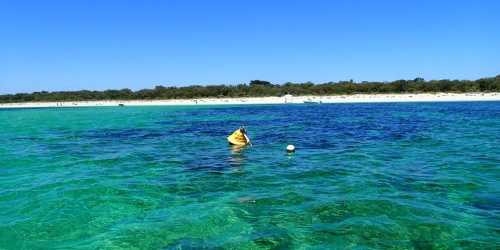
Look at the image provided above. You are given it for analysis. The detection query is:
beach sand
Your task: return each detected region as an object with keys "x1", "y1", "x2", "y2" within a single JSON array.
[{"x1": 1, "y1": 93, "x2": 499, "y2": 108}]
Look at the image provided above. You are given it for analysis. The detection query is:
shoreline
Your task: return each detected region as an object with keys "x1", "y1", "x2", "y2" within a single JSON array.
[{"x1": 1, "y1": 93, "x2": 499, "y2": 108}]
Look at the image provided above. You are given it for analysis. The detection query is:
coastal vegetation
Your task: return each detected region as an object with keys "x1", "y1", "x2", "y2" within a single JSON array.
[{"x1": 1, "y1": 76, "x2": 499, "y2": 103}]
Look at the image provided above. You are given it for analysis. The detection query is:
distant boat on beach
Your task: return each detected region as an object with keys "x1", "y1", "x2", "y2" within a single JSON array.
[{"x1": 303, "y1": 98, "x2": 322, "y2": 104}]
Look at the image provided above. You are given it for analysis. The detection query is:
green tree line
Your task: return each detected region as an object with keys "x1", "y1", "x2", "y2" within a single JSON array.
[{"x1": 1, "y1": 76, "x2": 499, "y2": 103}]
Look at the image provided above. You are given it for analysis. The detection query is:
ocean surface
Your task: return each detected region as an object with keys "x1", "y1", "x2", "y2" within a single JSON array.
[{"x1": 0, "y1": 102, "x2": 499, "y2": 249}]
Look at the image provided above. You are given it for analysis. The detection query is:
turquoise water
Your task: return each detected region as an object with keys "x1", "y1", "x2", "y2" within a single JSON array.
[{"x1": 1, "y1": 102, "x2": 499, "y2": 249}]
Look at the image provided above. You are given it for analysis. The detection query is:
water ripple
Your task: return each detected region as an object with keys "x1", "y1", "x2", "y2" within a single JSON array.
[{"x1": 0, "y1": 103, "x2": 499, "y2": 248}]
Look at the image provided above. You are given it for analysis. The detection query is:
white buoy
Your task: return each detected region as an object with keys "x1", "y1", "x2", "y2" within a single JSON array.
[{"x1": 286, "y1": 145, "x2": 295, "y2": 152}]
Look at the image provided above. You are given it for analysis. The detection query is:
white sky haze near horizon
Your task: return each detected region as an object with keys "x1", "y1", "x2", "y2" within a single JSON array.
[{"x1": 1, "y1": 0, "x2": 499, "y2": 94}]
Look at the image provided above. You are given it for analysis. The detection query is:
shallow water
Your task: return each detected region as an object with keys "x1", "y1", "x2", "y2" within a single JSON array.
[{"x1": 1, "y1": 102, "x2": 499, "y2": 249}]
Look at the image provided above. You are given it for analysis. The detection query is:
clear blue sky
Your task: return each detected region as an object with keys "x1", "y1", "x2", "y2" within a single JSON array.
[{"x1": 1, "y1": 0, "x2": 499, "y2": 94}]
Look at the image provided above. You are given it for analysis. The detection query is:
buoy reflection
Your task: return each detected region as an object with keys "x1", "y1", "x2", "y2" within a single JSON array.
[{"x1": 229, "y1": 145, "x2": 246, "y2": 166}]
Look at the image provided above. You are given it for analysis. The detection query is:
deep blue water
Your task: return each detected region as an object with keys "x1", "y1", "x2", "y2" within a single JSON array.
[{"x1": 0, "y1": 102, "x2": 499, "y2": 249}]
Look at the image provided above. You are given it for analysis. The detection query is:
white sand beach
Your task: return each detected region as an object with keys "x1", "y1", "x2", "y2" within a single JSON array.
[{"x1": 1, "y1": 93, "x2": 499, "y2": 108}]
